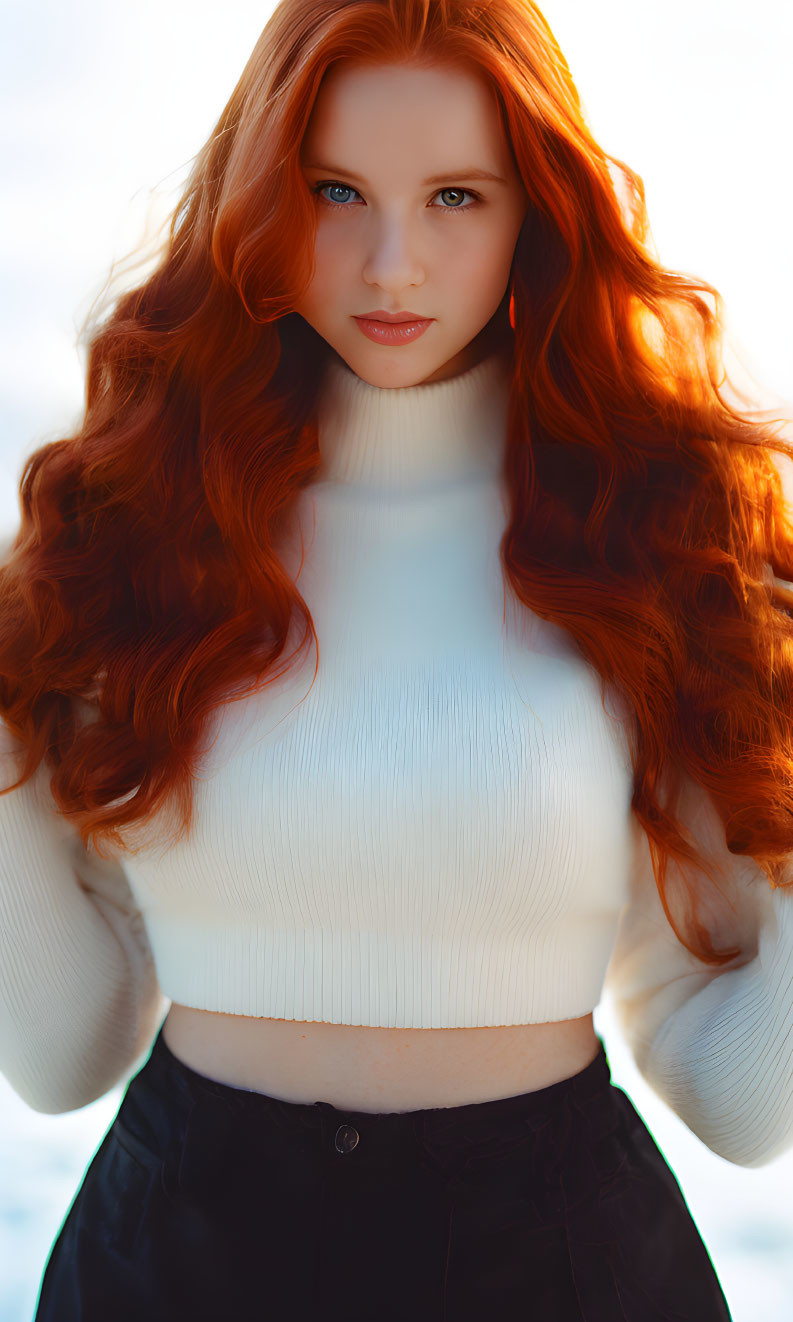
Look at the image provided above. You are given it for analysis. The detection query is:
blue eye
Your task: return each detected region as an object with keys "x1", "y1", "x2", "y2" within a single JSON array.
[{"x1": 311, "y1": 180, "x2": 481, "y2": 217}]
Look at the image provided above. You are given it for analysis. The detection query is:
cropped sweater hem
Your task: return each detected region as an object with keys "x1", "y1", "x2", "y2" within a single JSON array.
[{"x1": 144, "y1": 909, "x2": 620, "y2": 1029}]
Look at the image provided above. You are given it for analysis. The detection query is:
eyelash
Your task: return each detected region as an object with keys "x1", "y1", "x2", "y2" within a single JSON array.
[{"x1": 311, "y1": 180, "x2": 482, "y2": 217}]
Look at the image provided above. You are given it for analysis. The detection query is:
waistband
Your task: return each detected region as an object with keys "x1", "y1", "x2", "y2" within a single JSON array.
[{"x1": 139, "y1": 1020, "x2": 615, "y2": 1154}]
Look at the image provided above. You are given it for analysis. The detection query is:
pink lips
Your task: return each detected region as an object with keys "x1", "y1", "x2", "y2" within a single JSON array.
[
  {"x1": 353, "y1": 316, "x2": 434, "y2": 346},
  {"x1": 359, "y1": 309, "x2": 427, "y2": 323}
]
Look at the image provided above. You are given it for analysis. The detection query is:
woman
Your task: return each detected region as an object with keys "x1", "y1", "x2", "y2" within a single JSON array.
[{"x1": 1, "y1": 0, "x2": 792, "y2": 1317}]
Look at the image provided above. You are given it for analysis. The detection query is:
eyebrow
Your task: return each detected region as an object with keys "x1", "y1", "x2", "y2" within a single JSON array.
[{"x1": 302, "y1": 162, "x2": 507, "y2": 186}]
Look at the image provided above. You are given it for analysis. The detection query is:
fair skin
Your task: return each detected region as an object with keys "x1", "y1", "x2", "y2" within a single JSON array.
[
  {"x1": 294, "y1": 58, "x2": 529, "y2": 386},
  {"x1": 163, "y1": 60, "x2": 599, "y2": 1111}
]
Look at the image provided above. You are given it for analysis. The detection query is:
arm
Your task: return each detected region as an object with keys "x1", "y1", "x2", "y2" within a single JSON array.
[
  {"x1": 603, "y1": 771, "x2": 793, "y2": 1167},
  {"x1": 0, "y1": 718, "x2": 168, "y2": 1113}
]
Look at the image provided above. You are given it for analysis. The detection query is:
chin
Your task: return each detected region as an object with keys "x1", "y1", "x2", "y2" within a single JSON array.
[{"x1": 349, "y1": 351, "x2": 449, "y2": 387}]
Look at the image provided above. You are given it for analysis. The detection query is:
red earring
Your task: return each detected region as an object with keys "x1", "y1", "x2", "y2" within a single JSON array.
[{"x1": 508, "y1": 289, "x2": 516, "y2": 330}]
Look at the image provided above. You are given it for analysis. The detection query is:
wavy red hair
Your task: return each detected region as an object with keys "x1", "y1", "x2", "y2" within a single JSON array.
[{"x1": 2, "y1": 0, "x2": 793, "y2": 968}]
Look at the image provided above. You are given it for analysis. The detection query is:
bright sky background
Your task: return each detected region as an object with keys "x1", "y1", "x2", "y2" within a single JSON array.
[{"x1": 2, "y1": 4, "x2": 793, "y2": 1321}]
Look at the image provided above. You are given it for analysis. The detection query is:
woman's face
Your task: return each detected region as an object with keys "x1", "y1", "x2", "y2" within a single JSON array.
[{"x1": 295, "y1": 59, "x2": 529, "y2": 386}]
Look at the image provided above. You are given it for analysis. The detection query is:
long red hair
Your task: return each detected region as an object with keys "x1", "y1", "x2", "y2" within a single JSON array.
[{"x1": 2, "y1": 0, "x2": 793, "y2": 968}]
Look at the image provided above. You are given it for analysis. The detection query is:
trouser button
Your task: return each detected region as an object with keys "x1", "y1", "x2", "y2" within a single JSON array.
[{"x1": 335, "y1": 1124, "x2": 360, "y2": 1154}]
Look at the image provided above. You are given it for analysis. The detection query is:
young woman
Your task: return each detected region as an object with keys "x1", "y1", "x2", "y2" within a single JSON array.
[{"x1": 1, "y1": 1, "x2": 792, "y2": 1317}]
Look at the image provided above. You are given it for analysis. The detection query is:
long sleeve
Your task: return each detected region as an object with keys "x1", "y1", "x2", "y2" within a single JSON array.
[
  {"x1": 603, "y1": 770, "x2": 793, "y2": 1167},
  {"x1": 0, "y1": 717, "x2": 168, "y2": 1113}
]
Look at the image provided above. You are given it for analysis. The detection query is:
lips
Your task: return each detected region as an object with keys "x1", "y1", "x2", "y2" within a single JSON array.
[
  {"x1": 353, "y1": 316, "x2": 433, "y2": 345},
  {"x1": 358, "y1": 311, "x2": 428, "y2": 324}
]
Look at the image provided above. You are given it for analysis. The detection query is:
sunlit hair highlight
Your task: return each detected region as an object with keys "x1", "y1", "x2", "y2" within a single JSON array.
[{"x1": 2, "y1": 0, "x2": 793, "y2": 968}]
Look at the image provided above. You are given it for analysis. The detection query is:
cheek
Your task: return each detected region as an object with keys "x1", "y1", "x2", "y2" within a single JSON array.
[
  {"x1": 297, "y1": 244, "x2": 345, "y2": 312},
  {"x1": 441, "y1": 220, "x2": 515, "y2": 270},
  {"x1": 314, "y1": 225, "x2": 353, "y2": 263},
  {"x1": 452, "y1": 242, "x2": 513, "y2": 296}
]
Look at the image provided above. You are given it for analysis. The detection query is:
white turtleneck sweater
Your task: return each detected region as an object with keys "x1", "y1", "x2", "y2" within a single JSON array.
[{"x1": 2, "y1": 349, "x2": 793, "y2": 1168}]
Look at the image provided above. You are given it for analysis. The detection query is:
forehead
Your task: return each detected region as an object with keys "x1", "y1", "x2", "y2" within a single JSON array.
[{"x1": 301, "y1": 60, "x2": 509, "y2": 166}]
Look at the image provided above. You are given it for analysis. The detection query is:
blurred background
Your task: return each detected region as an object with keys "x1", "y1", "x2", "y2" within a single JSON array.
[{"x1": 1, "y1": 1, "x2": 792, "y2": 1318}]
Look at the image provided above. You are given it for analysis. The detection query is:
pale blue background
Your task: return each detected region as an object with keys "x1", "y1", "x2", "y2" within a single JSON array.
[{"x1": 2, "y1": 2, "x2": 792, "y2": 1319}]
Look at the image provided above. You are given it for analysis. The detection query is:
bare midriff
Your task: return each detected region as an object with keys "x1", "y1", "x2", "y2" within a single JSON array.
[{"x1": 161, "y1": 1004, "x2": 600, "y2": 1113}]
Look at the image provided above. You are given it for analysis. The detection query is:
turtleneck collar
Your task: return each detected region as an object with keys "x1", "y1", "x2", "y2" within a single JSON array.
[{"x1": 315, "y1": 348, "x2": 513, "y2": 493}]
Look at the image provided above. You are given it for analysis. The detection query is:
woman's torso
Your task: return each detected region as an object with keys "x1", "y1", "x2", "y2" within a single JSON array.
[{"x1": 161, "y1": 1004, "x2": 600, "y2": 1112}]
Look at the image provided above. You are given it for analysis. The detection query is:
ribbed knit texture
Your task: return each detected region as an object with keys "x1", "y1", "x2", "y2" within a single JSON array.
[{"x1": 1, "y1": 347, "x2": 792, "y2": 1168}]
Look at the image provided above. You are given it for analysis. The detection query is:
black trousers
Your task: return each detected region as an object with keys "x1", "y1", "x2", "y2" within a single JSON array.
[{"x1": 34, "y1": 1025, "x2": 732, "y2": 1321}]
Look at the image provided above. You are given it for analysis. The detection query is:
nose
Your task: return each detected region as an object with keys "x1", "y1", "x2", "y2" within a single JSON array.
[{"x1": 362, "y1": 215, "x2": 425, "y2": 291}]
